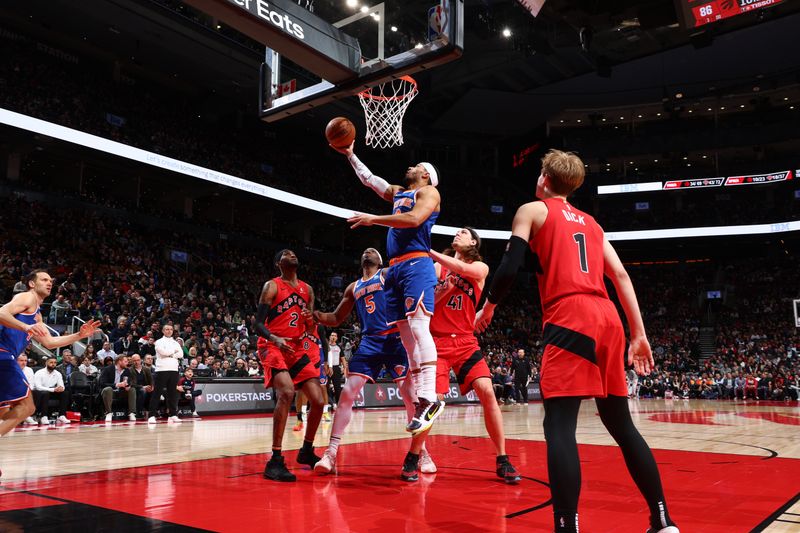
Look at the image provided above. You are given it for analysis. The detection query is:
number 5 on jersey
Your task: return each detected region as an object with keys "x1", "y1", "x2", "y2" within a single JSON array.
[{"x1": 364, "y1": 294, "x2": 376, "y2": 314}]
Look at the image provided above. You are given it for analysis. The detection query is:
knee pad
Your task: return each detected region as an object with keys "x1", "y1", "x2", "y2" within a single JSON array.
[
  {"x1": 395, "y1": 321, "x2": 419, "y2": 369},
  {"x1": 407, "y1": 308, "x2": 437, "y2": 365}
]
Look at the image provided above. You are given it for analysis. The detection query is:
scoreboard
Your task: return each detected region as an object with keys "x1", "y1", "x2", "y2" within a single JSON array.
[{"x1": 676, "y1": 0, "x2": 785, "y2": 29}]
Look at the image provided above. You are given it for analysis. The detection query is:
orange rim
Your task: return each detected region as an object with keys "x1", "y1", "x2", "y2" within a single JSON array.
[{"x1": 358, "y1": 76, "x2": 418, "y2": 102}]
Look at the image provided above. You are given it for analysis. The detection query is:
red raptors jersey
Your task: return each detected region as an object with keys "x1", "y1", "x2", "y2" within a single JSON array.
[
  {"x1": 431, "y1": 266, "x2": 482, "y2": 337},
  {"x1": 256, "y1": 277, "x2": 310, "y2": 349},
  {"x1": 530, "y1": 198, "x2": 608, "y2": 314}
]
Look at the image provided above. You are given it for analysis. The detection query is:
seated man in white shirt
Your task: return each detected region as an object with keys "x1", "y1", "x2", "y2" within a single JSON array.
[
  {"x1": 32, "y1": 356, "x2": 71, "y2": 424},
  {"x1": 17, "y1": 354, "x2": 36, "y2": 424},
  {"x1": 97, "y1": 341, "x2": 118, "y2": 362}
]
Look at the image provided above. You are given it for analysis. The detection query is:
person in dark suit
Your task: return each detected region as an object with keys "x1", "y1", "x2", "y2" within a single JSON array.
[
  {"x1": 55, "y1": 349, "x2": 79, "y2": 392},
  {"x1": 511, "y1": 349, "x2": 532, "y2": 403},
  {"x1": 129, "y1": 353, "x2": 153, "y2": 418},
  {"x1": 98, "y1": 354, "x2": 136, "y2": 422}
]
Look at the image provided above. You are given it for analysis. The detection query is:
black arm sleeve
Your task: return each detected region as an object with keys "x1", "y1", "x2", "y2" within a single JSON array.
[
  {"x1": 486, "y1": 235, "x2": 528, "y2": 305},
  {"x1": 254, "y1": 303, "x2": 271, "y2": 340}
]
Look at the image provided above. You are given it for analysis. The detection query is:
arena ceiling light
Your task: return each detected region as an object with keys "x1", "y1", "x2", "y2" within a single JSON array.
[{"x1": 2, "y1": 106, "x2": 798, "y2": 243}]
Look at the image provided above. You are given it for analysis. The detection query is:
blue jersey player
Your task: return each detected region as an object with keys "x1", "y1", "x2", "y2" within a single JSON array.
[
  {"x1": 0, "y1": 269, "x2": 101, "y2": 477},
  {"x1": 334, "y1": 142, "x2": 445, "y2": 445},
  {"x1": 312, "y1": 248, "x2": 436, "y2": 480}
]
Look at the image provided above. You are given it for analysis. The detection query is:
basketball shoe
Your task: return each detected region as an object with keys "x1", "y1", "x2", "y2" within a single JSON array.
[
  {"x1": 419, "y1": 450, "x2": 437, "y2": 473},
  {"x1": 293, "y1": 420, "x2": 304, "y2": 431},
  {"x1": 401, "y1": 452, "x2": 420, "y2": 482},
  {"x1": 406, "y1": 398, "x2": 445, "y2": 435},
  {"x1": 646, "y1": 528, "x2": 679, "y2": 533},
  {"x1": 313, "y1": 450, "x2": 337, "y2": 475},
  {"x1": 496, "y1": 456, "x2": 521, "y2": 484},
  {"x1": 264, "y1": 456, "x2": 296, "y2": 482},
  {"x1": 297, "y1": 445, "x2": 322, "y2": 467}
]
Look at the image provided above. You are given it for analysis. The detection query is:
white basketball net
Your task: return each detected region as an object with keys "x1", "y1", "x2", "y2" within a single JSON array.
[{"x1": 358, "y1": 76, "x2": 418, "y2": 149}]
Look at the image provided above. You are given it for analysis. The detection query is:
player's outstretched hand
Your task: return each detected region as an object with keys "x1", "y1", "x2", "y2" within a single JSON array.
[
  {"x1": 628, "y1": 335, "x2": 654, "y2": 375},
  {"x1": 330, "y1": 140, "x2": 354, "y2": 156},
  {"x1": 273, "y1": 336, "x2": 295, "y2": 354},
  {"x1": 79, "y1": 319, "x2": 102, "y2": 338},
  {"x1": 474, "y1": 306, "x2": 495, "y2": 334},
  {"x1": 25, "y1": 322, "x2": 50, "y2": 339},
  {"x1": 348, "y1": 213, "x2": 376, "y2": 229}
]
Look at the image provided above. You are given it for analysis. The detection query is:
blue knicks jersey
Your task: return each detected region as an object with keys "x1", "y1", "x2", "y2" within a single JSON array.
[
  {"x1": 353, "y1": 272, "x2": 396, "y2": 336},
  {"x1": 386, "y1": 189, "x2": 439, "y2": 259},
  {"x1": 0, "y1": 308, "x2": 39, "y2": 360}
]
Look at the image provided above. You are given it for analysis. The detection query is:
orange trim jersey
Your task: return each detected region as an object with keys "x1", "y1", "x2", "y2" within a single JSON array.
[
  {"x1": 256, "y1": 277, "x2": 310, "y2": 350},
  {"x1": 529, "y1": 198, "x2": 608, "y2": 317},
  {"x1": 430, "y1": 266, "x2": 482, "y2": 337}
]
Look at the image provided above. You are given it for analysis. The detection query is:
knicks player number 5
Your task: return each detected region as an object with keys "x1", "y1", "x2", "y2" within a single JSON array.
[
  {"x1": 572, "y1": 233, "x2": 589, "y2": 273},
  {"x1": 364, "y1": 295, "x2": 376, "y2": 314}
]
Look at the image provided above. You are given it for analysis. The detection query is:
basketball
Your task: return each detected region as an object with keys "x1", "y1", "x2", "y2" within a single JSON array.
[{"x1": 325, "y1": 117, "x2": 356, "y2": 149}]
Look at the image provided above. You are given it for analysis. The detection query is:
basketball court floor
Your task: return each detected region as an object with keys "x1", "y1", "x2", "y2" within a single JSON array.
[{"x1": 1, "y1": 399, "x2": 799, "y2": 532}]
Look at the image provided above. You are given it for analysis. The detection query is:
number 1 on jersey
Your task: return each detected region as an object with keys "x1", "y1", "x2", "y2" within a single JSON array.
[{"x1": 572, "y1": 232, "x2": 589, "y2": 273}]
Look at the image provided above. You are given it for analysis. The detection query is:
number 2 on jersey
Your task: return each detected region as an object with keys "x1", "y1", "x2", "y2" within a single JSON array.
[
  {"x1": 288, "y1": 312, "x2": 299, "y2": 327},
  {"x1": 572, "y1": 233, "x2": 589, "y2": 273}
]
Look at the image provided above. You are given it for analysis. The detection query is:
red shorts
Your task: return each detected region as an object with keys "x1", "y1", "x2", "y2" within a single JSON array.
[
  {"x1": 258, "y1": 341, "x2": 320, "y2": 389},
  {"x1": 434, "y1": 335, "x2": 491, "y2": 395},
  {"x1": 540, "y1": 294, "x2": 627, "y2": 399}
]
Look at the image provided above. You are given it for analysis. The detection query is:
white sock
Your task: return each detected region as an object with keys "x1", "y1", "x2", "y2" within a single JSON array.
[
  {"x1": 301, "y1": 405, "x2": 308, "y2": 415},
  {"x1": 323, "y1": 404, "x2": 330, "y2": 414},
  {"x1": 328, "y1": 435, "x2": 342, "y2": 457},
  {"x1": 418, "y1": 365, "x2": 437, "y2": 403},
  {"x1": 328, "y1": 375, "x2": 366, "y2": 456}
]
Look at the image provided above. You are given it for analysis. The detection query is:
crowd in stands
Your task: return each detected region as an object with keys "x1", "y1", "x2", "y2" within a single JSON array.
[
  {"x1": 0, "y1": 195, "x2": 356, "y2": 386},
  {"x1": 627, "y1": 261, "x2": 800, "y2": 401}
]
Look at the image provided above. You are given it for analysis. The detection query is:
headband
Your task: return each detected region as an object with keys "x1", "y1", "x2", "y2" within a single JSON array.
[{"x1": 420, "y1": 162, "x2": 439, "y2": 187}]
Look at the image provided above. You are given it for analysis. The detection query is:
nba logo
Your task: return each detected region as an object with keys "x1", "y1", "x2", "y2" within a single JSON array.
[{"x1": 427, "y1": 0, "x2": 449, "y2": 43}]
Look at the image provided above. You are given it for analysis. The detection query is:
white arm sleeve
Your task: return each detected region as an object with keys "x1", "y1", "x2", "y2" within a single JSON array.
[{"x1": 348, "y1": 153, "x2": 390, "y2": 198}]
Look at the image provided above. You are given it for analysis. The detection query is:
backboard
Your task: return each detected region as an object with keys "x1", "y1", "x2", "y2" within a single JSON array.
[{"x1": 258, "y1": 0, "x2": 464, "y2": 122}]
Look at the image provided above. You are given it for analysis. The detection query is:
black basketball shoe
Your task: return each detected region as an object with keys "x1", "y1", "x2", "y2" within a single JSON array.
[
  {"x1": 297, "y1": 447, "x2": 322, "y2": 468},
  {"x1": 496, "y1": 457, "x2": 522, "y2": 484},
  {"x1": 401, "y1": 452, "x2": 420, "y2": 482},
  {"x1": 264, "y1": 456, "x2": 296, "y2": 482}
]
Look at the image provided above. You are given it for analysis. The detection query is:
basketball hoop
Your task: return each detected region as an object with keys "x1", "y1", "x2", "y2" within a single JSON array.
[{"x1": 358, "y1": 76, "x2": 418, "y2": 149}]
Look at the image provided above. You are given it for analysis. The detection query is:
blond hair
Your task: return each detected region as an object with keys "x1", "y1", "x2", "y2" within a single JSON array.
[{"x1": 541, "y1": 149, "x2": 585, "y2": 196}]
